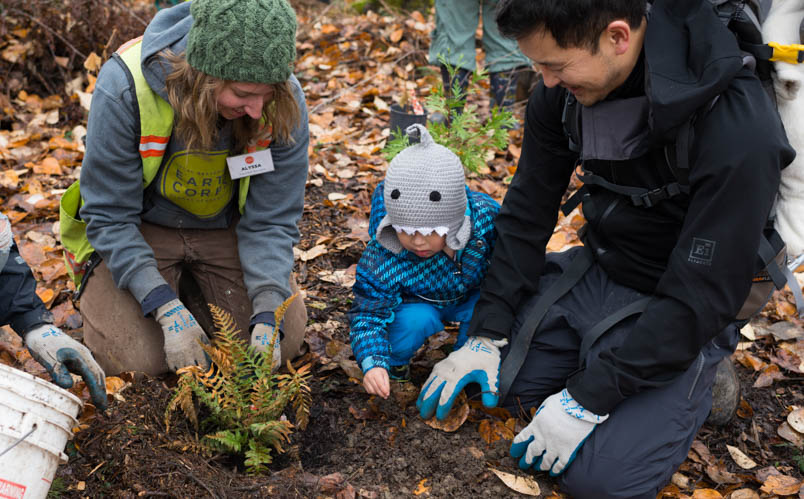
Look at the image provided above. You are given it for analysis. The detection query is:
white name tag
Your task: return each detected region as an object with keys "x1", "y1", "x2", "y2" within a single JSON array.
[{"x1": 226, "y1": 148, "x2": 275, "y2": 179}]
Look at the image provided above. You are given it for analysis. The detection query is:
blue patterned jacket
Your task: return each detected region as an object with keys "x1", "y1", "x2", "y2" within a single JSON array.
[{"x1": 349, "y1": 181, "x2": 500, "y2": 373}]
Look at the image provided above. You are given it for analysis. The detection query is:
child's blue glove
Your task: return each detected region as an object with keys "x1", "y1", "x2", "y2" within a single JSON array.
[
  {"x1": 417, "y1": 336, "x2": 507, "y2": 420},
  {"x1": 509, "y1": 389, "x2": 609, "y2": 475},
  {"x1": 24, "y1": 324, "x2": 108, "y2": 410}
]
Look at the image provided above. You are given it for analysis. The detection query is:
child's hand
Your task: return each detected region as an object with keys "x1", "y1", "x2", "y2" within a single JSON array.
[{"x1": 363, "y1": 367, "x2": 391, "y2": 399}]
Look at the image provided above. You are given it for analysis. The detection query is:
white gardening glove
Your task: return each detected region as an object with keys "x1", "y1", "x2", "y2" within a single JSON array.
[
  {"x1": 416, "y1": 336, "x2": 508, "y2": 420},
  {"x1": 509, "y1": 388, "x2": 609, "y2": 475},
  {"x1": 250, "y1": 322, "x2": 281, "y2": 372},
  {"x1": 0, "y1": 213, "x2": 12, "y2": 269},
  {"x1": 24, "y1": 324, "x2": 108, "y2": 410},
  {"x1": 154, "y1": 299, "x2": 210, "y2": 371}
]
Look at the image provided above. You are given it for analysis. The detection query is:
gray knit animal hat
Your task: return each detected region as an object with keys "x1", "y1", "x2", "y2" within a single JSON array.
[{"x1": 376, "y1": 124, "x2": 471, "y2": 254}]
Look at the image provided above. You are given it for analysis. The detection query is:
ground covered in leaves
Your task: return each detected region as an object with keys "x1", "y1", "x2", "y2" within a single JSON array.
[{"x1": 3, "y1": 0, "x2": 804, "y2": 497}]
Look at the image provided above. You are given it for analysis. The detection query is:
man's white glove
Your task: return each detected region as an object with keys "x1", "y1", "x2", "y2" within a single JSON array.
[
  {"x1": 416, "y1": 336, "x2": 507, "y2": 420},
  {"x1": 154, "y1": 299, "x2": 210, "y2": 371},
  {"x1": 251, "y1": 323, "x2": 281, "y2": 372},
  {"x1": 509, "y1": 388, "x2": 609, "y2": 475},
  {"x1": 24, "y1": 324, "x2": 108, "y2": 410}
]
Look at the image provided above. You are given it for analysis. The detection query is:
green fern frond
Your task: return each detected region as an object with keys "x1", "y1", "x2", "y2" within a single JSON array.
[
  {"x1": 164, "y1": 305, "x2": 312, "y2": 474},
  {"x1": 204, "y1": 429, "x2": 245, "y2": 454},
  {"x1": 164, "y1": 436, "x2": 213, "y2": 457},
  {"x1": 244, "y1": 441, "x2": 273, "y2": 474}
]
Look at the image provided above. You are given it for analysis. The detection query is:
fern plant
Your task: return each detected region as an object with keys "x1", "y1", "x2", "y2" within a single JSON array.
[
  {"x1": 383, "y1": 56, "x2": 517, "y2": 173},
  {"x1": 164, "y1": 295, "x2": 312, "y2": 474}
]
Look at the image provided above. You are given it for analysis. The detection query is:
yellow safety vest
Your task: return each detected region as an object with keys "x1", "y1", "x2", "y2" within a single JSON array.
[{"x1": 60, "y1": 37, "x2": 254, "y2": 289}]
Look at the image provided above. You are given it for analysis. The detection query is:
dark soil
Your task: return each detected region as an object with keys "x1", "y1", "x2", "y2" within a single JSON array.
[{"x1": 50, "y1": 177, "x2": 804, "y2": 498}]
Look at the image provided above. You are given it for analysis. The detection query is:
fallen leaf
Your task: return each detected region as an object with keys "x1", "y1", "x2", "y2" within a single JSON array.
[
  {"x1": 105, "y1": 376, "x2": 130, "y2": 395},
  {"x1": 83, "y1": 52, "x2": 103, "y2": 72},
  {"x1": 478, "y1": 419, "x2": 515, "y2": 445},
  {"x1": 740, "y1": 323, "x2": 756, "y2": 340},
  {"x1": 424, "y1": 392, "x2": 469, "y2": 432},
  {"x1": 348, "y1": 405, "x2": 375, "y2": 420},
  {"x1": 756, "y1": 465, "x2": 783, "y2": 482},
  {"x1": 734, "y1": 350, "x2": 765, "y2": 371},
  {"x1": 389, "y1": 28, "x2": 404, "y2": 43},
  {"x1": 760, "y1": 474, "x2": 802, "y2": 495},
  {"x1": 788, "y1": 408, "x2": 804, "y2": 434},
  {"x1": 778, "y1": 421, "x2": 804, "y2": 448},
  {"x1": 546, "y1": 231, "x2": 567, "y2": 252},
  {"x1": 728, "y1": 489, "x2": 759, "y2": 499},
  {"x1": 689, "y1": 440, "x2": 715, "y2": 466},
  {"x1": 726, "y1": 445, "x2": 757, "y2": 469},
  {"x1": 299, "y1": 244, "x2": 328, "y2": 262},
  {"x1": 753, "y1": 364, "x2": 785, "y2": 388},
  {"x1": 776, "y1": 300, "x2": 797, "y2": 319},
  {"x1": 318, "y1": 268, "x2": 356, "y2": 288},
  {"x1": 412, "y1": 478, "x2": 429, "y2": 496},
  {"x1": 35, "y1": 288, "x2": 55, "y2": 308},
  {"x1": 767, "y1": 321, "x2": 804, "y2": 341},
  {"x1": 691, "y1": 490, "x2": 722, "y2": 499},
  {"x1": 705, "y1": 462, "x2": 740, "y2": 485},
  {"x1": 671, "y1": 472, "x2": 691, "y2": 489},
  {"x1": 489, "y1": 469, "x2": 540, "y2": 496},
  {"x1": 315, "y1": 472, "x2": 346, "y2": 494},
  {"x1": 336, "y1": 168, "x2": 355, "y2": 179},
  {"x1": 737, "y1": 398, "x2": 754, "y2": 419},
  {"x1": 390, "y1": 380, "x2": 418, "y2": 408}
]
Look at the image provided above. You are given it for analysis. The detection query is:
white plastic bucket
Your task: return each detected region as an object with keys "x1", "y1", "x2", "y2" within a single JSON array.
[{"x1": 0, "y1": 363, "x2": 83, "y2": 499}]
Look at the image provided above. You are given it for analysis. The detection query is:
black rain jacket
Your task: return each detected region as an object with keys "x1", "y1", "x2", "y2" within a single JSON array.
[
  {"x1": 467, "y1": 0, "x2": 796, "y2": 415},
  {"x1": 1, "y1": 243, "x2": 53, "y2": 336}
]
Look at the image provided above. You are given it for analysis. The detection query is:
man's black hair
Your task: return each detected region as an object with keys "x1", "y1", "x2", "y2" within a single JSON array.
[{"x1": 495, "y1": 0, "x2": 646, "y2": 51}]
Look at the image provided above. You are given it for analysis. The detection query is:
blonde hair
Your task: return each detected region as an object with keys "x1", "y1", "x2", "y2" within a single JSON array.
[{"x1": 162, "y1": 51, "x2": 302, "y2": 153}]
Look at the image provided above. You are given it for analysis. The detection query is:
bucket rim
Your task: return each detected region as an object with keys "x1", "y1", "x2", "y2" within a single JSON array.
[{"x1": 0, "y1": 363, "x2": 84, "y2": 407}]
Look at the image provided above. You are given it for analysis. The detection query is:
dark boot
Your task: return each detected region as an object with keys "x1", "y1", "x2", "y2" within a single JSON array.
[
  {"x1": 489, "y1": 68, "x2": 521, "y2": 111},
  {"x1": 441, "y1": 65, "x2": 471, "y2": 99},
  {"x1": 707, "y1": 358, "x2": 741, "y2": 426},
  {"x1": 431, "y1": 65, "x2": 472, "y2": 126}
]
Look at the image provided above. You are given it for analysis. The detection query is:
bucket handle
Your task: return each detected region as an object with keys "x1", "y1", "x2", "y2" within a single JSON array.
[{"x1": 0, "y1": 423, "x2": 36, "y2": 459}]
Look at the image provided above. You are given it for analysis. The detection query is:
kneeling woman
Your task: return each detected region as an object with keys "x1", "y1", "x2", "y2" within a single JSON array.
[{"x1": 69, "y1": 0, "x2": 308, "y2": 375}]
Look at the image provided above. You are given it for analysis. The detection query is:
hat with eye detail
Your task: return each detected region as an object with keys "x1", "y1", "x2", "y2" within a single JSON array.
[{"x1": 375, "y1": 124, "x2": 471, "y2": 254}]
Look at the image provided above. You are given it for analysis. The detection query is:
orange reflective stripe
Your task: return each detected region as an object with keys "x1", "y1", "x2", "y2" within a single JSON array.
[{"x1": 139, "y1": 134, "x2": 169, "y2": 158}]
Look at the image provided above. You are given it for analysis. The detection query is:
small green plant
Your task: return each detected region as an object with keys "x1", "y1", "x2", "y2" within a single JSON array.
[
  {"x1": 383, "y1": 56, "x2": 517, "y2": 173},
  {"x1": 164, "y1": 296, "x2": 312, "y2": 474},
  {"x1": 47, "y1": 477, "x2": 67, "y2": 498}
]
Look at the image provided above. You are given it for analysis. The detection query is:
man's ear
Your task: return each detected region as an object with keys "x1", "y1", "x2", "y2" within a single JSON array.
[{"x1": 603, "y1": 20, "x2": 632, "y2": 55}]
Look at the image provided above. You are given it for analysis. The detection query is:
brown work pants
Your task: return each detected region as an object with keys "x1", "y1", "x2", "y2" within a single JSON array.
[{"x1": 80, "y1": 221, "x2": 307, "y2": 377}]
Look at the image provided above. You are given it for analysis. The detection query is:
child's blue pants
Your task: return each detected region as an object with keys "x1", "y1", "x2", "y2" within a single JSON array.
[{"x1": 387, "y1": 291, "x2": 480, "y2": 367}]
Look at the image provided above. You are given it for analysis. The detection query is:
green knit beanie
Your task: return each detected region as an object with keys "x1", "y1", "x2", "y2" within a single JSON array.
[{"x1": 187, "y1": 0, "x2": 297, "y2": 84}]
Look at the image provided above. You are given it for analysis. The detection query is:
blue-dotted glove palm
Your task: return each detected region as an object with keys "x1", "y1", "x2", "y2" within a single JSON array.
[
  {"x1": 24, "y1": 324, "x2": 108, "y2": 410},
  {"x1": 510, "y1": 389, "x2": 609, "y2": 475},
  {"x1": 251, "y1": 323, "x2": 281, "y2": 372},
  {"x1": 417, "y1": 336, "x2": 507, "y2": 420},
  {"x1": 155, "y1": 299, "x2": 210, "y2": 371}
]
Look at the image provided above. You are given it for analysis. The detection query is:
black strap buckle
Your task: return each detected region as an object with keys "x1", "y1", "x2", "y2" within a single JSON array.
[{"x1": 631, "y1": 183, "x2": 681, "y2": 208}]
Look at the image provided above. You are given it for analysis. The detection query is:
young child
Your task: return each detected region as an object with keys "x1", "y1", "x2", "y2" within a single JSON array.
[{"x1": 349, "y1": 124, "x2": 500, "y2": 399}]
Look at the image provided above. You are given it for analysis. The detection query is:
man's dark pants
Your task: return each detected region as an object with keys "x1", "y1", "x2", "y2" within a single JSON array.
[{"x1": 500, "y1": 247, "x2": 738, "y2": 498}]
